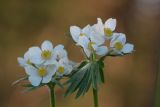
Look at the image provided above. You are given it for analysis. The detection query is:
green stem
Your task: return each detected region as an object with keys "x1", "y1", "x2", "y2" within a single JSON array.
[
  {"x1": 93, "y1": 88, "x2": 98, "y2": 107},
  {"x1": 48, "y1": 83, "x2": 56, "y2": 107}
]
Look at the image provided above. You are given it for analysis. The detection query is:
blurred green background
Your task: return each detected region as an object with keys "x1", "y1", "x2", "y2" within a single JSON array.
[{"x1": 0, "y1": 0, "x2": 160, "y2": 107}]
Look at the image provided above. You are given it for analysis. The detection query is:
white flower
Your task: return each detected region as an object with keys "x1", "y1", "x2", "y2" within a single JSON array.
[
  {"x1": 17, "y1": 50, "x2": 32, "y2": 67},
  {"x1": 53, "y1": 45, "x2": 73, "y2": 76},
  {"x1": 70, "y1": 25, "x2": 108, "y2": 57},
  {"x1": 17, "y1": 40, "x2": 75, "y2": 86},
  {"x1": 70, "y1": 25, "x2": 91, "y2": 48},
  {"x1": 70, "y1": 25, "x2": 105, "y2": 47},
  {"x1": 92, "y1": 18, "x2": 116, "y2": 40},
  {"x1": 70, "y1": 25, "x2": 90, "y2": 43},
  {"x1": 110, "y1": 33, "x2": 134, "y2": 54},
  {"x1": 53, "y1": 45, "x2": 68, "y2": 61},
  {"x1": 82, "y1": 38, "x2": 108, "y2": 57},
  {"x1": 56, "y1": 58, "x2": 73, "y2": 77},
  {"x1": 28, "y1": 40, "x2": 56, "y2": 65},
  {"x1": 24, "y1": 64, "x2": 57, "y2": 86}
]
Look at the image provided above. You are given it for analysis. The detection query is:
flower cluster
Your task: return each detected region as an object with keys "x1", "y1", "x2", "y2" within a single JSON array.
[
  {"x1": 18, "y1": 40, "x2": 73, "y2": 86},
  {"x1": 64, "y1": 18, "x2": 135, "y2": 99},
  {"x1": 70, "y1": 18, "x2": 134, "y2": 58},
  {"x1": 16, "y1": 17, "x2": 135, "y2": 107}
]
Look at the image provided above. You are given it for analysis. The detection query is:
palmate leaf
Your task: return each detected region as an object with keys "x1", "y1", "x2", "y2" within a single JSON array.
[
  {"x1": 97, "y1": 60, "x2": 105, "y2": 83},
  {"x1": 68, "y1": 60, "x2": 89, "y2": 76},
  {"x1": 75, "y1": 65, "x2": 92, "y2": 98},
  {"x1": 64, "y1": 62, "x2": 91, "y2": 97},
  {"x1": 64, "y1": 60, "x2": 105, "y2": 98}
]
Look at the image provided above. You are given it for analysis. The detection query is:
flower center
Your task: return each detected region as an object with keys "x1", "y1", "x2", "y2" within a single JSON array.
[
  {"x1": 104, "y1": 28, "x2": 113, "y2": 37},
  {"x1": 41, "y1": 50, "x2": 52, "y2": 59},
  {"x1": 58, "y1": 66, "x2": 65, "y2": 74},
  {"x1": 114, "y1": 42, "x2": 123, "y2": 50},
  {"x1": 88, "y1": 42, "x2": 95, "y2": 50},
  {"x1": 80, "y1": 33, "x2": 86, "y2": 36},
  {"x1": 38, "y1": 67, "x2": 47, "y2": 77},
  {"x1": 26, "y1": 59, "x2": 31, "y2": 65}
]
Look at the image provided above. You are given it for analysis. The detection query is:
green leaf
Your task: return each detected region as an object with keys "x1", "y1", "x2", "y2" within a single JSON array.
[
  {"x1": 75, "y1": 67, "x2": 91, "y2": 98},
  {"x1": 64, "y1": 63, "x2": 90, "y2": 97},
  {"x1": 67, "y1": 60, "x2": 88, "y2": 77},
  {"x1": 64, "y1": 62, "x2": 90, "y2": 96},
  {"x1": 21, "y1": 84, "x2": 34, "y2": 87},
  {"x1": 64, "y1": 60, "x2": 105, "y2": 98},
  {"x1": 91, "y1": 62, "x2": 97, "y2": 89},
  {"x1": 97, "y1": 60, "x2": 105, "y2": 83}
]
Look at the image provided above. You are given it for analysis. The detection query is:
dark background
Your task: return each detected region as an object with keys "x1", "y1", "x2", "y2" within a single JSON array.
[{"x1": 0, "y1": 0, "x2": 160, "y2": 107}]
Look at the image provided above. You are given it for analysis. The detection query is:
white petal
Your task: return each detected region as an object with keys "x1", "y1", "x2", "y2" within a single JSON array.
[
  {"x1": 68, "y1": 60, "x2": 77, "y2": 67},
  {"x1": 82, "y1": 25, "x2": 91, "y2": 36},
  {"x1": 41, "y1": 40, "x2": 53, "y2": 51},
  {"x1": 56, "y1": 61, "x2": 63, "y2": 67},
  {"x1": 90, "y1": 33, "x2": 105, "y2": 45},
  {"x1": 53, "y1": 45, "x2": 67, "y2": 59},
  {"x1": 44, "y1": 57, "x2": 57, "y2": 65},
  {"x1": 46, "y1": 65, "x2": 57, "y2": 76},
  {"x1": 92, "y1": 18, "x2": 104, "y2": 36},
  {"x1": 92, "y1": 44, "x2": 98, "y2": 51},
  {"x1": 117, "y1": 33, "x2": 126, "y2": 45},
  {"x1": 59, "y1": 58, "x2": 69, "y2": 64},
  {"x1": 70, "y1": 26, "x2": 81, "y2": 42},
  {"x1": 96, "y1": 46, "x2": 108, "y2": 56},
  {"x1": 97, "y1": 18, "x2": 104, "y2": 26},
  {"x1": 28, "y1": 47, "x2": 41, "y2": 55},
  {"x1": 122, "y1": 43, "x2": 134, "y2": 53},
  {"x1": 111, "y1": 33, "x2": 119, "y2": 41},
  {"x1": 42, "y1": 75, "x2": 52, "y2": 83},
  {"x1": 83, "y1": 48, "x2": 91, "y2": 57},
  {"x1": 24, "y1": 66, "x2": 38, "y2": 76},
  {"x1": 24, "y1": 51, "x2": 31, "y2": 61},
  {"x1": 64, "y1": 64, "x2": 73, "y2": 75},
  {"x1": 29, "y1": 76, "x2": 42, "y2": 86},
  {"x1": 110, "y1": 38, "x2": 116, "y2": 48},
  {"x1": 53, "y1": 44, "x2": 64, "y2": 52},
  {"x1": 28, "y1": 47, "x2": 43, "y2": 64},
  {"x1": 42, "y1": 65, "x2": 57, "y2": 83},
  {"x1": 77, "y1": 36, "x2": 89, "y2": 49},
  {"x1": 104, "y1": 18, "x2": 116, "y2": 31},
  {"x1": 110, "y1": 33, "x2": 126, "y2": 47},
  {"x1": 17, "y1": 57, "x2": 25, "y2": 67}
]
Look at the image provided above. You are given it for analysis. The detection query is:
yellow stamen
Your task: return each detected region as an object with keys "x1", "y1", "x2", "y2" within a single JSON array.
[
  {"x1": 80, "y1": 33, "x2": 86, "y2": 36},
  {"x1": 38, "y1": 67, "x2": 47, "y2": 77},
  {"x1": 26, "y1": 59, "x2": 31, "y2": 65},
  {"x1": 41, "y1": 50, "x2": 52, "y2": 59},
  {"x1": 114, "y1": 42, "x2": 123, "y2": 50},
  {"x1": 104, "y1": 28, "x2": 113, "y2": 37},
  {"x1": 88, "y1": 42, "x2": 95, "y2": 50},
  {"x1": 58, "y1": 66, "x2": 65, "y2": 74}
]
